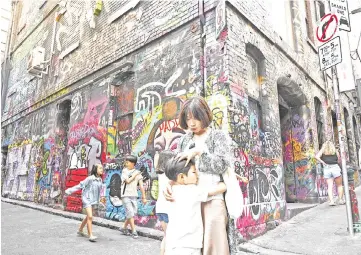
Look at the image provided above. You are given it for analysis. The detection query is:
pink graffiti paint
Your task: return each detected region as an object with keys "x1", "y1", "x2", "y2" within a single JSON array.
[
  {"x1": 219, "y1": 28, "x2": 228, "y2": 42},
  {"x1": 83, "y1": 96, "x2": 108, "y2": 124}
]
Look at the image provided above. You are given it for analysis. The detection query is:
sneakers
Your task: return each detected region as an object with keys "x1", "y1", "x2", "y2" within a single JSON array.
[
  {"x1": 119, "y1": 227, "x2": 131, "y2": 236},
  {"x1": 338, "y1": 199, "x2": 346, "y2": 205},
  {"x1": 89, "y1": 235, "x2": 98, "y2": 242},
  {"x1": 77, "y1": 230, "x2": 88, "y2": 237},
  {"x1": 329, "y1": 201, "x2": 336, "y2": 206},
  {"x1": 131, "y1": 231, "x2": 139, "y2": 239},
  {"x1": 119, "y1": 227, "x2": 138, "y2": 239}
]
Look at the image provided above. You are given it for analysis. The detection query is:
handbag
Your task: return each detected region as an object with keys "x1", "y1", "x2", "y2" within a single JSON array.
[
  {"x1": 222, "y1": 167, "x2": 244, "y2": 219},
  {"x1": 207, "y1": 129, "x2": 244, "y2": 219}
]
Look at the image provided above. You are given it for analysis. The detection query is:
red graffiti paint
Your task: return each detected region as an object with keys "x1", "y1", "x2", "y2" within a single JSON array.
[
  {"x1": 349, "y1": 183, "x2": 360, "y2": 223},
  {"x1": 68, "y1": 121, "x2": 106, "y2": 146},
  {"x1": 230, "y1": 83, "x2": 245, "y2": 97},
  {"x1": 219, "y1": 28, "x2": 228, "y2": 41},
  {"x1": 218, "y1": 72, "x2": 228, "y2": 83},
  {"x1": 65, "y1": 168, "x2": 88, "y2": 212},
  {"x1": 116, "y1": 88, "x2": 134, "y2": 114},
  {"x1": 118, "y1": 114, "x2": 133, "y2": 132},
  {"x1": 251, "y1": 155, "x2": 278, "y2": 167},
  {"x1": 158, "y1": 119, "x2": 180, "y2": 133}
]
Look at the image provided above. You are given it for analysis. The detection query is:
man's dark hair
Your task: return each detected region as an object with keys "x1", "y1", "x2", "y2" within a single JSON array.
[
  {"x1": 125, "y1": 155, "x2": 137, "y2": 164},
  {"x1": 157, "y1": 150, "x2": 177, "y2": 173},
  {"x1": 178, "y1": 96, "x2": 213, "y2": 129},
  {"x1": 164, "y1": 157, "x2": 195, "y2": 181}
]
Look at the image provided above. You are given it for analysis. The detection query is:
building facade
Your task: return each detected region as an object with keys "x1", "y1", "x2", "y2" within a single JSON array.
[{"x1": 1, "y1": 0, "x2": 360, "y2": 243}]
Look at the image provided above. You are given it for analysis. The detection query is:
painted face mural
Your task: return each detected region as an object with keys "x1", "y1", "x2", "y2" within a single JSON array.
[{"x1": 153, "y1": 120, "x2": 185, "y2": 152}]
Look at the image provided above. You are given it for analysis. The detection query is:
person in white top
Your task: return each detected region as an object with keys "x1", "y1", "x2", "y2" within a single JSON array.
[
  {"x1": 164, "y1": 156, "x2": 226, "y2": 255},
  {"x1": 119, "y1": 155, "x2": 147, "y2": 239},
  {"x1": 154, "y1": 150, "x2": 174, "y2": 255}
]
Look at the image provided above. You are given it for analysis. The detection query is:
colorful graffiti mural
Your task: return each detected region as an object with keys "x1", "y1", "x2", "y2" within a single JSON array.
[{"x1": 65, "y1": 94, "x2": 108, "y2": 212}]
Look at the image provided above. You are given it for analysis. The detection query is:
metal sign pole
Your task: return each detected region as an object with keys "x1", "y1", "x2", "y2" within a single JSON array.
[{"x1": 331, "y1": 66, "x2": 354, "y2": 236}]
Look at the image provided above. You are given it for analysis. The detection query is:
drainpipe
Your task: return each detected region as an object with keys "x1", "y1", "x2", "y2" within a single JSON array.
[
  {"x1": 289, "y1": 106, "x2": 298, "y2": 202},
  {"x1": 1, "y1": 2, "x2": 17, "y2": 116},
  {"x1": 199, "y1": 0, "x2": 206, "y2": 97}
]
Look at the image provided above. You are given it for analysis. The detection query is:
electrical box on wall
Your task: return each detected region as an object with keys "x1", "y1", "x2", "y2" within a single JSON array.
[{"x1": 27, "y1": 46, "x2": 45, "y2": 77}]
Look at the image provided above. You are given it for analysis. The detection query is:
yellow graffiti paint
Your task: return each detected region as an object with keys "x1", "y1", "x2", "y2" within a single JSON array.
[
  {"x1": 32, "y1": 87, "x2": 69, "y2": 110},
  {"x1": 42, "y1": 151, "x2": 50, "y2": 176},
  {"x1": 151, "y1": 179, "x2": 159, "y2": 200},
  {"x1": 107, "y1": 126, "x2": 117, "y2": 155}
]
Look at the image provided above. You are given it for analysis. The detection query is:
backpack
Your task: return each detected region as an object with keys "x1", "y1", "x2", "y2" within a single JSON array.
[{"x1": 139, "y1": 165, "x2": 150, "y2": 182}]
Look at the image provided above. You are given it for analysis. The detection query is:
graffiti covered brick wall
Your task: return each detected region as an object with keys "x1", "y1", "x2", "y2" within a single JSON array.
[
  {"x1": 102, "y1": 22, "x2": 202, "y2": 228},
  {"x1": 65, "y1": 81, "x2": 109, "y2": 213},
  {"x1": 2, "y1": 0, "x2": 361, "y2": 244}
]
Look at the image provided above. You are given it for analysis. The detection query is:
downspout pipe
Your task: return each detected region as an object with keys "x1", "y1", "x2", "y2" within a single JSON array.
[
  {"x1": 1, "y1": 2, "x2": 17, "y2": 117},
  {"x1": 199, "y1": 0, "x2": 206, "y2": 97}
]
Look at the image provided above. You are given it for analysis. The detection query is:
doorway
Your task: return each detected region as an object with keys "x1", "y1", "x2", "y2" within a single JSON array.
[
  {"x1": 279, "y1": 102, "x2": 296, "y2": 202},
  {"x1": 54, "y1": 100, "x2": 71, "y2": 204},
  {"x1": 331, "y1": 110, "x2": 339, "y2": 147},
  {"x1": 1, "y1": 146, "x2": 8, "y2": 195},
  {"x1": 277, "y1": 76, "x2": 308, "y2": 202}
]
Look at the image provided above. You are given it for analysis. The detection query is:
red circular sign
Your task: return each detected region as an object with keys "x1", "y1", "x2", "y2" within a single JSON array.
[{"x1": 316, "y1": 14, "x2": 338, "y2": 43}]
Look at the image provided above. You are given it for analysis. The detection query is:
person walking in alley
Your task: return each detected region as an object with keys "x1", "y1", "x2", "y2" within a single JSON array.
[
  {"x1": 65, "y1": 164, "x2": 104, "y2": 242},
  {"x1": 119, "y1": 155, "x2": 147, "y2": 238},
  {"x1": 316, "y1": 140, "x2": 345, "y2": 206}
]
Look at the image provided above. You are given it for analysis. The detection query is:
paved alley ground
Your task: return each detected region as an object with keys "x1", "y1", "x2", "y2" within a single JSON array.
[
  {"x1": 2, "y1": 187, "x2": 361, "y2": 255},
  {"x1": 1, "y1": 202, "x2": 161, "y2": 255},
  {"x1": 239, "y1": 187, "x2": 361, "y2": 255}
]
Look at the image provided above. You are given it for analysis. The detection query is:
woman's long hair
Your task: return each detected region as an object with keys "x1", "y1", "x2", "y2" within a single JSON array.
[{"x1": 322, "y1": 141, "x2": 337, "y2": 155}]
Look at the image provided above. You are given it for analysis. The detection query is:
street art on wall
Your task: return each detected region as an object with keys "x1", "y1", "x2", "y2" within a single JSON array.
[
  {"x1": 4, "y1": 6, "x2": 360, "y2": 244},
  {"x1": 65, "y1": 91, "x2": 108, "y2": 212}
]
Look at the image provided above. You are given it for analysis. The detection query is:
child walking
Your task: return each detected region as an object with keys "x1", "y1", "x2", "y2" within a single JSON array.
[
  {"x1": 164, "y1": 157, "x2": 226, "y2": 255},
  {"x1": 65, "y1": 164, "x2": 104, "y2": 242},
  {"x1": 154, "y1": 151, "x2": 174, "y2": 255},
  {"x1": 119, "y1": 155, "x2": 147, "y2": 238}
]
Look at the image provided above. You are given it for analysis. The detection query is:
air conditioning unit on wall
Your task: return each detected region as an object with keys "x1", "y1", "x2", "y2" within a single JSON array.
[{"x1": 27, "y1": 46, "x2": 45, "y2": 77}]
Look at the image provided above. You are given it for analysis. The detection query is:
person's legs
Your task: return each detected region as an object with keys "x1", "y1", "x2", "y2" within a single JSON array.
[
  {"x1": 120, "y1": 219, "x2": 130, "y2": 235},
  {"x1": 129, "y1": 197, "x2": 138, "y2": 238},
  {"x1": 334, "y1": 175, "x2": 345, "y2": 204},
  {"x1": 201, "y1": 200, "x2": 229, "y2": 255},
  {"x1": 326, "y1": 178, "x2": 336, "y2": 205},
  {"x1": 129, "y1": 217, "x2": 136, "y2": 232},
  {"x1": 160, "y1": 220, "x2": 168, "y2": 255},
  {"x1": 157, "y1": 214, "x2": 168, "y2": 255},
  {"x1": 120, "y1": 197, "x2": 131, "y2": 235},
  {"x1": 85, "y1": 207, "x2": 95, "y2": 239},
  {"x1": 123, "y1": 219, "x2": 129, "y2": 229},
  {"x1": 78, "y1": 216, "x2": 87, "y2": 234}
]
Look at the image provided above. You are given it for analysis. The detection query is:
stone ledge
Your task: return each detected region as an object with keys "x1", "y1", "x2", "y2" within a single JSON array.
[{"x1": 1, "y1": 197, "x2": 163, "y2": 241}]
